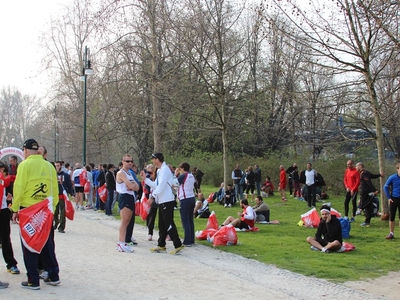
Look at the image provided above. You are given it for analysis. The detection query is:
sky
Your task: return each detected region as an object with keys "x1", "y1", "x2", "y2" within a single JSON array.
[{"x1": 0, "y1": 0, "x2": 70, "y2": 99}]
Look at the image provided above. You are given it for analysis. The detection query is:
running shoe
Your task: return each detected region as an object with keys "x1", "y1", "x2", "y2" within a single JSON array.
[
  {"x1": 360, "y1": 222, "x2": 370, "y2": 227},
  {"x1": 386, "y1": 233, "x2": 394, "y2": 240},
  {"x1": 0, "y1": 281, "x2": 9, "y2": 289},
  {"x1": 150, "y1": 246, "x2": 166, "y2": 253},
  {"x1": 169, "y1": 245, "x2": 185, "y2": 255},
  {"x1": 44, "y1": 278, "x2": 61, "y2": 286},
  {"x1": 310, "y1": 246, "x2": 319, "y2": 251},
  {"x1": 7, "y1": 265, "x2": 20, "y2": 274},
  {"x1": 117, "y1": 243, "x2": 134, "y2": 253},
  {"x1": 21, "y1": 281, "x2": 40, "y2": 290}
]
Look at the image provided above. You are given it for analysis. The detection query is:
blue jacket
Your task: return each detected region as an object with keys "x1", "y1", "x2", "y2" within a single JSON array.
[{"x1": 384, "y1": 173, "x2": 400, "y2": 199}]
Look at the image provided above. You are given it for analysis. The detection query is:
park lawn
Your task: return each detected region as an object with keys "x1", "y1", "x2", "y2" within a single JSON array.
[{"x1": 132, "y1": 184, "x2": 400, "y2": 283}]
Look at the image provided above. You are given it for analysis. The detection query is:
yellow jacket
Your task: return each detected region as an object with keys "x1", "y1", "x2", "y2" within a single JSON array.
[{"x1": 12, "y1": 154, "x2": 59, "y2": 212}]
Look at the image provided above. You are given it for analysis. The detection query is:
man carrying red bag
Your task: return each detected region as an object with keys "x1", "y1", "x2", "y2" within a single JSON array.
[{"x1": 11, "y1": 139, "x2": 60, "y2": 290}]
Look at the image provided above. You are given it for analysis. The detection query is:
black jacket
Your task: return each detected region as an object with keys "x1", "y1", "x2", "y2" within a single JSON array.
[
  {"x1": 315, "y1": 215, "x2": 342, "y2": 244},
  {"x1": 105, "y1": 171, "x2": 116, "y2": 190}
]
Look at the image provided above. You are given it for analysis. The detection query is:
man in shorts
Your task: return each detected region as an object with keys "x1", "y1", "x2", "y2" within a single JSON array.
[
  {"x1": 222, "y1": 199, "x2": 255, "y2": 230},
  {"x1": 306, "y1": 204, "x2": 342, "y2": 253}
]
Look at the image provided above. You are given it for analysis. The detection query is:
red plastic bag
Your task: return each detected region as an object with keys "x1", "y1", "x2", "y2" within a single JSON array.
[
  {"x1": 18, "y1": 198, "x2": 53, "y2": 254},
  {"x1": 207, "y1": 193, "x2": 215, "y2": 203},
  {"x1": 62, "y1": 191, "x2": 75, "y2": 221},
  {"x1": 140, "y1": 195, "x2": 150, "y2": 221},
  {"x1": 301, "y1": 208, "x2": 320, "y2": 228},
  {"x1": 98, "y1": 185, "x2": 108, "y2": 203},
  {"x1": 195, "y1": 228, "x2": 217, "y2": 240},
  {"x1": 206, "y1": 211, "x2": 219, "y2": 230},
  {"x1": 330, "y1": 207, "x2": 341, "y2": 218},
  {"x1": 211, "y1": 224, "x2": 238, "y2": 246},
  {"x1": 135, "y1": 200, "x2": 140, "y2": 216},
  {"x1": 79, "y1": 170, "x2": 88, "y2": 186},
  {"x1": 84, "y1": 181, "x2": 90, "y2": 194},
  {"x1": 342, "y1": 241, "x2": 356, "y2": 252}
]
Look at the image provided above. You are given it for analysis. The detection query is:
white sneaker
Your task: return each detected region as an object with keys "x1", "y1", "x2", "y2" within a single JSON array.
[
  {"x1": 39, "y1": 271, "x2": 49, "y2": 280},
  {"x1": 224, "y1": 204, "x2": 227, "y2": 207},
  {"x1": 148, "y1": 235, "x2": 152, "y2": 241},
  {"x1": 117, "y1": 243, "x2": 134, "y2": 253},
  {"x1": 228, "y1": 204, "x2": 232, "y2": 207}
]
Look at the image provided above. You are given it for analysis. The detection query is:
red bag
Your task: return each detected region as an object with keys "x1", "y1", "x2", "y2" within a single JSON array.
[
  {"x1": 140, "y1": 195, "x2": 150, "y2": 221},
  {"x1": 62, "y1": 191, "x2": 75, "y2": 221},
  {"x1": 301, "y1": 208, "x2": 320, "y2": 228},
  {"x1": 18, "y1": 198, "x2": 53, "y2": 254},
  {"x1": 98, "y1": 185, "x2": 108, "y2": 203},
  {"x1": 330, "y1": 207, "x2": 341, "y2": 218},
  {"x1": 84, "y1": 181, "x2": 90, "y2": 194},
  {"x1": 342, "y1": 241, "x2": 356, "y2": 252},
  {"x1": 79, "y1": 170, "x2": 88, "y2": 186},
  {"x1": 211, "y1": 225, "x2": 238, "y2": 246},
  {"x1": 195, "y1": 228, "x2": 217, "y2": 240},
  {"x1": 135, "y1": 201, "x2": 140, "y2": 216},
  {"x1": 207, "y1": 193, "x2": 215, "y2": 203},
  {"x1": 206, "y1": 211, "x2": 219, "y2": 230}
]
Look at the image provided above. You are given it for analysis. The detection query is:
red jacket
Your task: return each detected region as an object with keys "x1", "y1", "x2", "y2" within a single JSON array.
[
  {"x1": 343, "y1": 167, "x2": 360, "y2": 192},
  {"x1": 279, "y1": 169, "x2": 287, "y2": 189}
]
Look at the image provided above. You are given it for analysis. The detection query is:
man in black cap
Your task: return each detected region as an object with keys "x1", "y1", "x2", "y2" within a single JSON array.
[
  {"x1": 141, "y1": 153, "x2": 184, "y2": 255},
  {"x1": 306, "y1": 204, "x2": 343, "y2": 253},
  {"x1": 11, "y1": 139, "x2": 60, "y2": 290}
]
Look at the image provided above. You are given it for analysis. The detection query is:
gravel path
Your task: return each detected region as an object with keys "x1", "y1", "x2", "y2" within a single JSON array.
[{"x1": 3, "y1": 209, "x2": 390, "y2": 299}]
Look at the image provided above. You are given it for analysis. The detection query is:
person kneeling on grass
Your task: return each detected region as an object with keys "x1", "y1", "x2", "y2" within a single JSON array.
[
  {"x1": 306, "y1": 204, "x2": 342, "y2": 253},
  {"x1": 222, "y1": 199, "x2": 255, "y2": 230}
]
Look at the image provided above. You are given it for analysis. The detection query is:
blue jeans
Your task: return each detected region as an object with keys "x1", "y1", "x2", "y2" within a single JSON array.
[
  {"x1": 105, "y1": 189, "x2": 114, "y2": 215},
  {"x1": 255, "y1": 181, "x2": 261, "y2": 196},
  {"x1": 179, "y1": 197, "x2": 196, "y2": 245},
  {"x1": 234, "y1": 183, "x2": 243, "y2": 200}
]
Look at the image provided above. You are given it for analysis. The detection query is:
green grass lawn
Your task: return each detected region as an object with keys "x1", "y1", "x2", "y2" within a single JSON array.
[{"x1": 131, "y1": 185, "x2": 400, "y2": 283}]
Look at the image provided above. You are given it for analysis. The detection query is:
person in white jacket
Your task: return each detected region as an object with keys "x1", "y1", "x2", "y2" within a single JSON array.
[{"x1": 141, "y1": 153, "x2": 184, "y2": 255}]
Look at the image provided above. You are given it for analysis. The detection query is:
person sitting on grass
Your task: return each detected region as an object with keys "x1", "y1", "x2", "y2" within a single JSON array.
[
  {"x1": 194, "y1": 193, "x2": 210, "y2": 218},
  {"x1": 222, "y1": 199, "x2": 255, "y2": 230},
  {"x1": 261, "y1": 176, "x2": 274, "y2": 196},
  {"x1": 306, "y1": 204, "x2": 343, "y2": 253},
  {"x1": 224, "y1": 183, "x2": 235, "y2": 207},
  {"x1": 252, "y1": 195, "x2": 270, "y2": 223}
]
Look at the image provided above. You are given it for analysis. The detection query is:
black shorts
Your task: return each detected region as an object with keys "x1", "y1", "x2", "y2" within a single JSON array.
[
  {"x1": 75, "y1": 186, "x2": 84, "y2": 193},
  {"x1": 118, "y1": 193, "x2": 135, "y2": 210},
  {"x1": 316, "y1": 238, "x2": 328, "y2": 247},
  {"x1": 237, "y1": 221, "x2": 251, "y2": 230}
]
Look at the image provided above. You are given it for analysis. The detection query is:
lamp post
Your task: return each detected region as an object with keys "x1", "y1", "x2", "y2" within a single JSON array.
[{"x1": 80, "y1": 46, "x2": 93, "y2": 166}]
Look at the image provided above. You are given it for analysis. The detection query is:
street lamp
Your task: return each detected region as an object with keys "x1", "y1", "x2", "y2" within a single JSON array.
[{"x1": 80, "y1": 46, "x2": 93, "y2": 166}]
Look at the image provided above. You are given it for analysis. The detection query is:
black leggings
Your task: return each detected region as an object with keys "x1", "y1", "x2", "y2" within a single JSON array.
[
  {"x1": 344, "y1": 191, "x2": 357, "y2": 217},
  {"x1": 389, "y1": 196, "x2": 400, "y2": 222}
]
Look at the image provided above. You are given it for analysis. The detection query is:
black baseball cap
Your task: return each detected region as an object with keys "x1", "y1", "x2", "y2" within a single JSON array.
[{"x1": 22, "y1": 139, "x2": 39, "y2": 150}]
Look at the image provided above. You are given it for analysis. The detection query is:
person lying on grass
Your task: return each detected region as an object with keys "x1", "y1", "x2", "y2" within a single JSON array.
[
  {"x1": 306, "y1": 204, "x2": 342, "y2": 253},
  {"x1": 222, "y1": 199, "x2": 255, "y2": 230}
]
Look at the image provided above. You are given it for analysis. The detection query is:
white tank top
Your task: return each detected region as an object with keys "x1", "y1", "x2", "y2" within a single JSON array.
[{"x1": 116, "y1": 170, "x2": 136, "y2": 196}]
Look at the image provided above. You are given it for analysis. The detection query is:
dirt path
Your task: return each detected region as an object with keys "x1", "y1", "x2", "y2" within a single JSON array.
[{"x1": 2, "y1": 209, "x2": 395, "y2": 299}]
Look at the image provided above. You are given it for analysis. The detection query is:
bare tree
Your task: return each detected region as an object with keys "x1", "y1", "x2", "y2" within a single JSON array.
[{"x1": 269, "y1": 0, "x2": 400, "y2": 213}]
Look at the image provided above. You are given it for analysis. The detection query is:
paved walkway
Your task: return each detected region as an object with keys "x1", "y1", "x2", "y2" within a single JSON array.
[{"x1": 3, "y1": 209, "x2": 387, "y2": 299}]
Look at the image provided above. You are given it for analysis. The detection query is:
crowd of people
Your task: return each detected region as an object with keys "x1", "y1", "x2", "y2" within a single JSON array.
[{"x1": 2, "y1": 139, "x2": 399, "y2": 289}]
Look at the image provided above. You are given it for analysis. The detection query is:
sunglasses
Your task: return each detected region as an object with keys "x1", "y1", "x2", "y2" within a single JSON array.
[{"x1": 124, "y1": 160, "x2": 133, "y2": 163}]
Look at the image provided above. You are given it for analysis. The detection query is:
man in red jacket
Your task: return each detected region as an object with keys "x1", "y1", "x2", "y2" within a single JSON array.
[
  {"x1": 343, "y1": 160, "x2": 360, "y2": 222},
  {"x1": 279, "y1": 165, "x2": 287, "y2": 202}
]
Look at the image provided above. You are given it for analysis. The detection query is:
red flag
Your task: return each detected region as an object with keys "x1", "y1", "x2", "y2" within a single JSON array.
[{"x1": 18, "y1": 198, "x2": 53, "y2": 254}]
